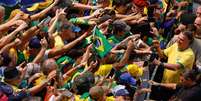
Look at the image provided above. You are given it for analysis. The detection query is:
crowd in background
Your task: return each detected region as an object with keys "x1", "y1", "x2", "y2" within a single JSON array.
[{"x1": 0, "y1": 0, "x2": 201, "y2": 100}]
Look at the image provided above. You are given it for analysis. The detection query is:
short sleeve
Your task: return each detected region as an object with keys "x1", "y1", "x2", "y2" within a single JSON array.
[
  {"x1": 177, "y1": 53, "x2": 194, "y2": 69},
  {"x1": 164, "y1": 43, "x2": 176, "y2": 57}
]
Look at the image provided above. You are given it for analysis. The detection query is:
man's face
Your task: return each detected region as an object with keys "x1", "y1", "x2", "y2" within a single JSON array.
[
  {"x1": 174, "y1": 24, "x2": 186, "y2": 35},
  {"x1": 180, "y1": 75, "x2": 192, "y2": 87},
  {"x1": 194, "y1": 17, "x2": 201, "y2": 30},
  {"x1": 196, "y1": 7, "x2": 201, "y2": 17},
  {"x1": 177, "y1": 33, "x2": 190, "y2": 50}
]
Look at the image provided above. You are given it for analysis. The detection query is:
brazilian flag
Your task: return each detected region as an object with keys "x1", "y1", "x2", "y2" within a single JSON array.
[{"x1": 92, "y1": 26, "x2": 112, "y2": 58}]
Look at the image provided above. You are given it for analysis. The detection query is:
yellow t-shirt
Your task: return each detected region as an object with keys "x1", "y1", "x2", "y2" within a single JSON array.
[
  {"x1": 34, "y1": 73, "x2": 46, "y2": 86},
  {"x1": 95, "y1": 64, "x2": 113, "y2": 76},
  {"x1": 54, "y1": 34, "x2": 64, "y2": 49},
  {"x1": 162, "y1": 43, "x2": 195, "y2": 83}
]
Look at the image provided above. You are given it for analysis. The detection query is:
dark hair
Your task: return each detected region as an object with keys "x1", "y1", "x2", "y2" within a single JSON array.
[
  {"x1": 113, "y1": 0, "x2": 132, "y2": 6},
  {"x1": 0, "y1": 52, "x2": 11, "y2": 66},
  {"x1": 182, "y1": 31, "x2": 194, "y2": 44},
  {"x1": 96, "y1": 15, "x2": 112, "y2": 24},
  {"x1": 73, "y1": 73, "x2": 95, "y2": 95},
  {"x1": 183, "y1": 69, "x2": 200, "y2": 81}
]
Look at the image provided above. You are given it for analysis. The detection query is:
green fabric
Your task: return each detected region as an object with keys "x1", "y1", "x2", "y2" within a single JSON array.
[
  {"x1": 146, "y1": 37, "x2": 153, "y2": 45},
  {"x1": 108, "y1": 32, "x2": 131, "y2": 45},
  {"x1": 80, "y1": 35, "x2": 93, "y2": 48},
  {"x1": 56, "y1": 55, "x2": 75, "y2": 71},
  {"x1": 69, "y1": 18, "x2": 89, "y2": 25},
  {"x1": 56, "y1": 21, "x2": 62, "y2": 32},
  {"x1": 30, "y1": 21, "x2": 39, "y2": 26},
  {"x1": 80, "y1": 92, "x2": 90, "y2": 99},
  {"x1": 17, "y1": 51, "x2": 26, "y2": 65},
  {"x1": 92, "y1": 27, "x2": 112, "y2": 58},
  {"x1": 108, "y1": 35, "x2": 120, "y2": 44}
]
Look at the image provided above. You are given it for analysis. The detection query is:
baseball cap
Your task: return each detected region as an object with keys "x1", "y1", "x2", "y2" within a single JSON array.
[
  {"x1": 127, "y1": 64, "x2": 143, "y2": 77},
  {"x1": 112, "y1": 85, "x2": 129, "y2": 96},
  {"x1": 112, "y1": 20, "x2": 131, "y2": 32},
  {"x1": 4, "y1": 67, "x2": 20, "y2": 80},
  {"x1": 28, "y1": 37, "x2": 41, "y2": 49},
  {"x1": 119, "y1": 73, "x2": 137, "y2": 86},
  {"x1": 132, "y1": 0, "x2": 149, "y2": 8}
]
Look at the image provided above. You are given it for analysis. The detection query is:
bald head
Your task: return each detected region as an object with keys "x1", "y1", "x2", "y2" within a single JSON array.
[
  {"x1": 197, "y1": 6, "x2": 201, "y2": 17},
  {"x1": 89, "y1": 86, "x2": 104, "y2": 100},
  {"x1": 42, "y1": 59, "x2": 57, "y2": 75}
]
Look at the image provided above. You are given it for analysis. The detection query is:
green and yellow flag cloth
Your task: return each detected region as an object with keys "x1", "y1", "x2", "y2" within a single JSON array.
[{"x1": 92, "y1": 27, "x2": 112, "y2": 58}]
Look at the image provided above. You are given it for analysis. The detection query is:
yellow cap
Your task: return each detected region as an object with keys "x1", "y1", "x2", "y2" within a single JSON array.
[{"x1": 127, "y1": 64, "x2": 143, "y2": 77}]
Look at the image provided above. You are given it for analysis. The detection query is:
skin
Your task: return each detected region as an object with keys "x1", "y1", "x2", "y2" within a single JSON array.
[
  {"x1": 196, "y1": 6, "x2": 201, "y2": 17},
  {"x1": 177, "y1": 32, "x2": 191, "y2": 51}
]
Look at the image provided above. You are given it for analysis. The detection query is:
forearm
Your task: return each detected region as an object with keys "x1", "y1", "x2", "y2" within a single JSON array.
[
  {"x1": 0, "y1": 41, "x2": 17, "y2": 53},
  {"x1": 48, "y1": 17, "x2": 59, "y2": 34},
  {"x1": 28, "y1": 80, "x2": 48, "y2": 95},
  {"x1": 160, "y1": 83, "x2": 177, "y2": 90},
  {"x1": 30, "y1": 1, "x2": 57, "y2": 21},
  {"x1": 156, "y1": 48, "x2": 166, "y2": 59},
  {"x1": 73, "y1": 3, "x2": 94, "y2": 10},
  {"x1": 120, "y1": 14, "x2": 141, "y2": 22},
  {"x1": 120, "y1": 46, "x2": 132, "y2": 64},
  {"x1": 48, "y1": 33, "x2": 87, "y2": 57},
  {"x1": 0, "y1": 30, "x2": 18, "y2": 48},
  {"x1": 33, "y1": 47, "x2": 46, "y2": 63},
  {"x1": 81, "y1": 50, "x2": 91, "y2": 63},
  {"x1": 20, "y1": 27, "x2": 40, "y2": 47},
  {"x1": 63, "y1": 67, "x2": 78, "y2": 80},
  {"x1": 0, "y1": 22, "x2": 13, "y2": 32},
  {"x1": 163, "y1": 63, "x2": 180, "y2": 70}
]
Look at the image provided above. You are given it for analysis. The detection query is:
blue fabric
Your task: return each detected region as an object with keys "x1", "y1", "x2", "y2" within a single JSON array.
[
  {"x1": 71, "y1": 26, "x2": 81, "y2": 33},
  {"x1": 162, "y1": 18, "x2": 176, "y2": 29},
  {"x1": 119, "y1": 73, "x2": 136, "y2": 86},
  {"x1": 0, "y1": 0, "x2": 18, "y2": 7},
  {"x1": 19, "y1": 0, "x2": 44, "y2": 6},
  {"x1": 0, "y1": 0, "x2": 44, "y2": 7},
  {"x1": 115, "y1": 89, "x2": 129, "y2": 96}
]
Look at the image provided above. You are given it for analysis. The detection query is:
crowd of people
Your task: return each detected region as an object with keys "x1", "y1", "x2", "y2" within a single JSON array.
[{"x1": 0, "y1": 0, "x2": 201, "y2": 100}]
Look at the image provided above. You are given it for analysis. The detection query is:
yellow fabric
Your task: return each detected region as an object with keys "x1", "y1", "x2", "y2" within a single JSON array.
[
  {"x1": 23, "y1": 50, "x2": 30, "y2": 61},
  {"x1": 106, "y1": 96, "x2": 115, "y2": 101},
  {"x1": 144, "y1": 7, "x2": 148, "y2": 15},
  {"x1": 9, "y1": 48, "x2": 18, "y2": 61},
  {"x1": 109, "y1": 0, "x2": 113, "y2": 7},
  {"x1": 9, "y1": 48, "x2": 30, "y2": 63},
  {"x1": 34, "y1": 73, "x2": 46, "y2": 86},
  {"x1": 95, "y1": 64, "x2": 113, "y2": 76},
  {"x1": 27, "y1": 0, "x2": 54, "y2": 11},
  {"x1": 127, "y1": 64, "x2": 143, "y2": 77},
  {"x1": 163, "y1": 43, "x2": 195, "y2": 83},
  {"x1": 73, "y1": 95, "x2": 88, "y2": 101},
  {"x1": 54, "y1": 34, "x2": 64, "y2": 49},
  {"x1": 9, "y1": 9, "x2": 29, "y2": 20},
  {"x1": 4, "y1": 82, "x2": 21, "y2": 92},
  {"x1": 72, "y1": 95, "x2": 114, "y2": 101}
]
